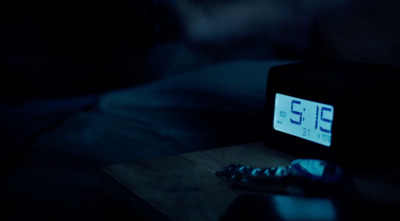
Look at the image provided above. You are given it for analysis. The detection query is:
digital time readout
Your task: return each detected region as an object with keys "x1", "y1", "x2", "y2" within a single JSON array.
[{"x1": 273, "y1": 93, "x2": 334, "y2": 147}]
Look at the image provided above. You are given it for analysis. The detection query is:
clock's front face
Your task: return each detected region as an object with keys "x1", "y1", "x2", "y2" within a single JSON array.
[
  {"x1": 273, "y1": 93, "x2": 334, "y2": 147},
  {"x1": 265, "y1": 62, "x2": 400, "y2": 171}
]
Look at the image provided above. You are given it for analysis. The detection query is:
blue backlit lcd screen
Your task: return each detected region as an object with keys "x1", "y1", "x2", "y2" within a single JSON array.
[{"x1": 273, "y1": 93, "x2": 334, "y2": 147}]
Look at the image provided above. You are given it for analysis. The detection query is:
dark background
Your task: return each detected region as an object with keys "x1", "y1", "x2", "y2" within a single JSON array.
[
  {"x1": 0, "y1": 0, "x2": 182, "y2": 103},
  {"x1": 2, "y1": 0, "x2": 399, "y2": 104}
]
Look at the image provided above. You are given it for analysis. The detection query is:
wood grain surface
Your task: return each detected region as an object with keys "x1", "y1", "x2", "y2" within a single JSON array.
[
  {"x1": 102, "y1": 141, "x2": 400, "y2": 221},
  {"x1": 101, "y1": 142, "x2": 295, "y2": 221}
]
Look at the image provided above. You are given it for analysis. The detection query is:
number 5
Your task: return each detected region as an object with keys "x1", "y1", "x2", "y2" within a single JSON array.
[{"x1": 290, "y1": 100, "x2": 302, "y2": 125}]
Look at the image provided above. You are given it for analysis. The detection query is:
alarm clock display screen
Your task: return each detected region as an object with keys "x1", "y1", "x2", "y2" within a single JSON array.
[{"x1": 273, "y1": 93, "x2": 334, "y2": 147}]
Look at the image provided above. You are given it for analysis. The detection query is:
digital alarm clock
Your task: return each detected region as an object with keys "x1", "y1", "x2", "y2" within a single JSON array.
[{"x1": 264, "y1": 62, "x2": 400, "y2": 172}]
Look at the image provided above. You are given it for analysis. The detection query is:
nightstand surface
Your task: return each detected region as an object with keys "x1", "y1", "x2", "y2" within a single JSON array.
[
  {"x1": 101, "y1": 142, "x2": 295, "y2": 221},
  {"x1": 102, "y1": 141, "x2": 400, "y2": 221}
]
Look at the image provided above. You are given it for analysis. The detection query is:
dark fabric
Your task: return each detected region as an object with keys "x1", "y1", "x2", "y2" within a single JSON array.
[
  {"x1": 0, "y1": 95, "x2": 98, "y2": 174},
  {"x1": 0, "y1": 60, "x2": 294, "y2": 220}
]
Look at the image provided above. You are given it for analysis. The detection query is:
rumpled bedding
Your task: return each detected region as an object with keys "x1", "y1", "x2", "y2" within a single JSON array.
[{"x1": 0, "y1": 60, "x2": 293, "y2": 220}]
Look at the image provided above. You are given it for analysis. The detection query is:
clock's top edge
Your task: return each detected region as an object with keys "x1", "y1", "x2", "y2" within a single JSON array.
[{"x1": 268, "y1": 62, "x2": 400, "y2": 86}]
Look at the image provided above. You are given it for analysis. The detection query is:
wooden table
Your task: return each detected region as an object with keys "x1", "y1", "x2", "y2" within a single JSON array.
[{"x1": 101, "y1": 142, "x2": 400, "y2": 221}]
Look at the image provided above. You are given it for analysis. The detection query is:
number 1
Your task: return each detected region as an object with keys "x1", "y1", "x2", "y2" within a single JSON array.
[{"x1": 315, "y1": 106, "x2": 319, "y2": 129}]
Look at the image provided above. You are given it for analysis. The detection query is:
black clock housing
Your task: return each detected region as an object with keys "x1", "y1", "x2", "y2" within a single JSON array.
[{"x1": 264, "y1": 62, "x2": 400, "y2": 172}]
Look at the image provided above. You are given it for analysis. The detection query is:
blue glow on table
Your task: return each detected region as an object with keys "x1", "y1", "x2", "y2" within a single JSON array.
[{"x1": 273, "y1": 195, "x2": 337, "y2": 220}]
